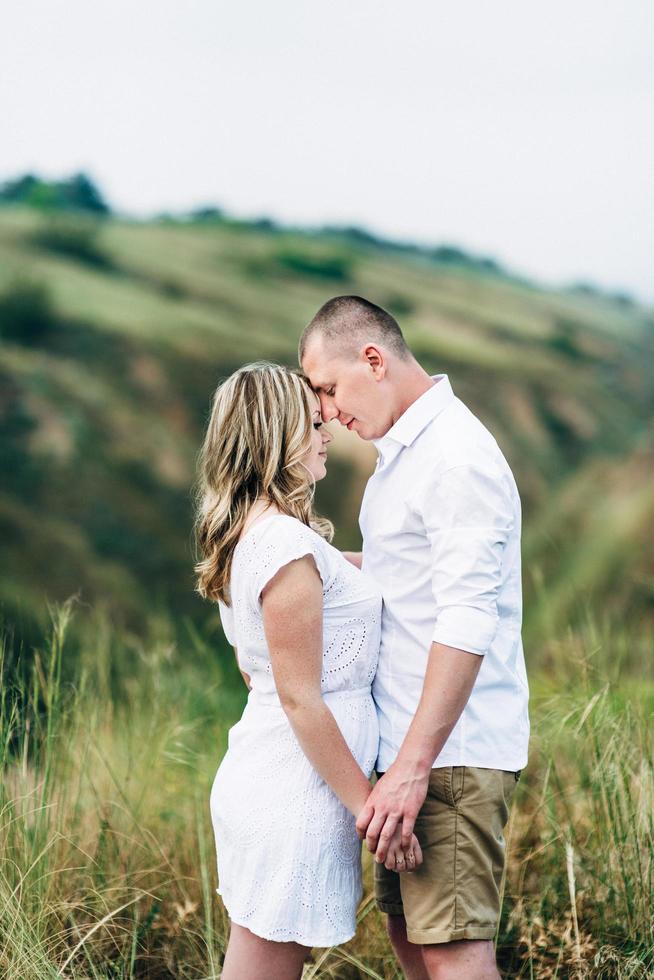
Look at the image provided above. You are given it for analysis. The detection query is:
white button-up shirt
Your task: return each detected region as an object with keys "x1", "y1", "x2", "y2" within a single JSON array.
[{"x1": 360, "y1": 374, "x2": 529, "y2": 772}]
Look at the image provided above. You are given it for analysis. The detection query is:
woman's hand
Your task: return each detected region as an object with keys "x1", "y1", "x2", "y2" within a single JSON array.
[
  {"x1": 380, "y1": 824, "x2": 423, "y2": 873},
  {"x1": 341, "y1": 551, "x2": 362, "y2": 569}
]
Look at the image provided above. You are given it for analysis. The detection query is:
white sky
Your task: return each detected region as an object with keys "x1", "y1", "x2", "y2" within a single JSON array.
[{"x1": 2, "y1": 0, "x2": 653, "y2": 301}]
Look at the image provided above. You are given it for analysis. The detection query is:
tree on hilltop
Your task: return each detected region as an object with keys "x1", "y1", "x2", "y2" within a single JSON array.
[{"x1": 0, "y1": 171, "x2": 110, "y2": 215}]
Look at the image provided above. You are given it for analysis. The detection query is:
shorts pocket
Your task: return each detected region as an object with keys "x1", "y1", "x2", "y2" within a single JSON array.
[
  {"x1": 451, "y1": 766, "x2": 465, "y2": 805},
  {"x1": 430, "y1": 766, "x2": 465, "y2": 808}
]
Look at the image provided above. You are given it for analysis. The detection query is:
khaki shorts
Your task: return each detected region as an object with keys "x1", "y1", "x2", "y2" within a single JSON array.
[{"x1": 374, "y1": 766, "x2": 520, "y2": 945}]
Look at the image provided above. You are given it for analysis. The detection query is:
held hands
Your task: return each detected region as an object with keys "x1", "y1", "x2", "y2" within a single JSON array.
[
  {"x1": 382, "y1": 823, "x2": 423, "y2": 873},
  {"x1": 356, "y1": 762, "x2": 430, "y2": 869}
]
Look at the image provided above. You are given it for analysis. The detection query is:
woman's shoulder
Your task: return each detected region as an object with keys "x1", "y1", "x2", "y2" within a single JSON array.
[
  {"x1": 234, "y1": 513, "x2": 332, "y2": 593},
  {"x1": 237, "y1": 512, "x2": 316, "y2": 547}
]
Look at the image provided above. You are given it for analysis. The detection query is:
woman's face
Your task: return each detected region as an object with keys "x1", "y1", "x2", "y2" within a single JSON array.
[{"x1": 302, "y1": 391, "x2": 332, "y2": 482}]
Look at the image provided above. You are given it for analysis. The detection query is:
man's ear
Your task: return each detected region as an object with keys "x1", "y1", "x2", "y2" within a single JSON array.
[{"x1": 362, "y1": 344, "x2": 387, "y2": 380}]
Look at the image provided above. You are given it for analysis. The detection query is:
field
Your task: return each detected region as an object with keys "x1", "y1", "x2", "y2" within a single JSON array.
[
  {"x1": 1, "y1": 599, "x2": 652, "y2": 979},
  {"x1": 1, "y1": 204, "x2": 653, "y2": 977}
]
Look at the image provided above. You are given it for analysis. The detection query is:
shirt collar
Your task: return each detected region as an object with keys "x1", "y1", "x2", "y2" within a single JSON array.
[{"x1": 372, "y1": 374, "x2": 454, "y2": 459}]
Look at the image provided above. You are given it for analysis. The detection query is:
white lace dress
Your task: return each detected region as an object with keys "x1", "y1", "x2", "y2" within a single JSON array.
[{"x1": 210, "y1": 514, "x2": 382, "y2": 946}]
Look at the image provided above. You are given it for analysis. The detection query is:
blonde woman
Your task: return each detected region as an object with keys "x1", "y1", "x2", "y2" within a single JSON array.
[{"x1": 194, "y1": 363, "x2": 421, "y2": 980}]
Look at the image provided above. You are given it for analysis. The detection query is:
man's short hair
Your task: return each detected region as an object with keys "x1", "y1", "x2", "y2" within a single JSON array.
[{"x1": 299, "y1": 295, "x2": 410, "y2": 363}]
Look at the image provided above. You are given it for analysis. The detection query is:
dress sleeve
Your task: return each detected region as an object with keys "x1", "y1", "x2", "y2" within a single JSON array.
[
  {"x1": 218, "y1": 598, "x2": 236, "y2": 646},
  {"x1": 249, "y1": 518, "x2": 330, "y2": 604}
]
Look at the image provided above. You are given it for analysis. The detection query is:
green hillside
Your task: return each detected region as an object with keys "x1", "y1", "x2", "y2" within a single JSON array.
[{"x1": 1, "y1": 206, "x2": 653, "y2": 646}]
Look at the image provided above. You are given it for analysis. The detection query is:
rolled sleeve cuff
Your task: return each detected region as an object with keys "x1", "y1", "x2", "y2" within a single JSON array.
[{"x1": 432, "y1": 605, "x2": 499, "y2": 656}]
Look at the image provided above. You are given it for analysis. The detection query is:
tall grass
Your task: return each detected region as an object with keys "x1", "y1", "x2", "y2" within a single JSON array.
[
  {"x1": 0, "y1": 599, "x2": 236, "y2": 978},
  {"x1": 498, "y1": 624, "x2": 654, "y2": 978},
  {"x1": 1, "y1": 600, "x2": 652, "y2": 978}
]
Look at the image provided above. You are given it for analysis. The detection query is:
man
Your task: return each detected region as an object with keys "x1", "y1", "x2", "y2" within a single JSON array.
[{"x1": 299, "y1": 296, "x2": 529, "y2": 980}]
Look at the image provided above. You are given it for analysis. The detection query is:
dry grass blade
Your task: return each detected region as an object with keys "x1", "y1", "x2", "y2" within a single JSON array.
[{"x1": 57, "y1": 893, "x2": 145, "y2": 975}]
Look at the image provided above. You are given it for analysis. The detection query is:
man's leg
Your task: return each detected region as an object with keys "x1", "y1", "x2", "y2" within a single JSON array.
[
  {"x1": 385, "y1": 917, "x2": 499, "y2": 980},
  {"x1": 385, "y1": 914, "x2": 430, "y2": 980},
  {"x1": 374, "y1": 838, "x2": 429, "y2": 980},
  {"x1": 421, "y1": 938, "x2": 499, "y2": 980},
  {"x1": 383, "y1": 767, "x2": 517, "y2": 980}
]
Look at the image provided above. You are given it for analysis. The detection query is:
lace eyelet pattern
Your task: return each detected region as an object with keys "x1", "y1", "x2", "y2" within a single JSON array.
[{"x1": 212, "y1": 514, "x2": 382, "y2": 944}]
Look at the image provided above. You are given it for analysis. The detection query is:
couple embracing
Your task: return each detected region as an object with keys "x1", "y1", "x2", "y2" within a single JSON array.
[{"x1": 194, "y1": 296, "x2": 529, "y2": 980}]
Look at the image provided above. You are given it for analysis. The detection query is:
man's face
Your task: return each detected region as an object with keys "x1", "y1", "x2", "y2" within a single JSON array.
[{"x1": 301, "y1": 337, "x2": 392, "y2": 441}]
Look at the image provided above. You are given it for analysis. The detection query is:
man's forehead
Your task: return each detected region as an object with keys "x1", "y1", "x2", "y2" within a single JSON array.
[{"x1": 301, "y1": 339, "x2": 343, "y2": 389}]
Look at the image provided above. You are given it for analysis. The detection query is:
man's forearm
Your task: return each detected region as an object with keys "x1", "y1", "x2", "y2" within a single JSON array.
[
  {"x1": 396, "y1": 641, "x2": 483, "y2": 775},
  {"x1": 356, "y1": 642, "x2": 483, "y2": 856}
]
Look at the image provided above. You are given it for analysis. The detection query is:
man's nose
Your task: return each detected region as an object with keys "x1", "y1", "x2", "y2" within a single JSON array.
[{"x1": 320, "y1": 396, "x2": 339, "y2": 423}]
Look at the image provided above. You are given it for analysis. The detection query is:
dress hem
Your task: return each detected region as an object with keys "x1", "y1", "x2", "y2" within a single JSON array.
[{"x1": 217, "y1": 889, "x2": 356, "y2": 947}]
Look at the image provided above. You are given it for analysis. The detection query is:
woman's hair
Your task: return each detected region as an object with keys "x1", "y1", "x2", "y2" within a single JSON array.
[{"x1": 193, "y1": 362, "x2": 333, "y2": 605}]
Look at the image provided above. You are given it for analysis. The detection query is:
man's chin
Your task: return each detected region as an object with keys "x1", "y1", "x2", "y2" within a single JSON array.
[{"x1": 346, "y1": 419, "x2": 374, "y2": 441}]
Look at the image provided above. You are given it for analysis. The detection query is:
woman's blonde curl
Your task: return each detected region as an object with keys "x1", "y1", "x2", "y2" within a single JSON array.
[{"x1": 193, "y1": 362, "x2": 333, "y2": 605}]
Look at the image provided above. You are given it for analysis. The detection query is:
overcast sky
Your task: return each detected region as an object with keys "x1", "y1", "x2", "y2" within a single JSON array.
[{"x1": 2, "y1": 0, "x2": 653, "y2": 301}]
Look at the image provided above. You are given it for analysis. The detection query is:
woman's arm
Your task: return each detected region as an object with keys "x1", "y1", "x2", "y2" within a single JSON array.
[
  {"x1": 342, "y1": 551, "x2": 362, "y2": 569},
  {"x1": 261, "y1": 555, "x2": 372, "y2": 818}
]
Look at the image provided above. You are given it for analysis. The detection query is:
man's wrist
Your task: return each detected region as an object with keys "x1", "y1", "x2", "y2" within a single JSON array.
[{"x1": 393, "y1": 750, "x2": 433, "y2": 783}]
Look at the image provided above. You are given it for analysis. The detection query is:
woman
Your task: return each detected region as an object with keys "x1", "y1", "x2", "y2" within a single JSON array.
[{"x1": 194, "y1": 363, "x2": 421, "y2": 979}]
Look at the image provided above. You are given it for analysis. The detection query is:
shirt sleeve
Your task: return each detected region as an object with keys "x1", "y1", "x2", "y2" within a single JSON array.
[
  {"x1": 218, "y1": 598, "x2": 236, "y2": 646},
  {"x1": 419, "y1": 463, "x2": 515, "y2": 656}
]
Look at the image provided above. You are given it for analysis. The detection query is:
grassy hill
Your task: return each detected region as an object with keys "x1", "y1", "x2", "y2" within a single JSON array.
[
  {"x1": 2, "y1": 204, "x2": 654, "y2": 978},
  {"x1": 1, "y1": 205, "x2": 653, "y2": 649}
]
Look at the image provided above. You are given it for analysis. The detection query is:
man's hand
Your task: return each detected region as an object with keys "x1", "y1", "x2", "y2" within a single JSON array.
[
  {"x1": 358, "y1": 641, "x2": 483, "y2": 862},
  {"x1": 356, "y1": 763, "x2": 430, "y2": 862}
]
